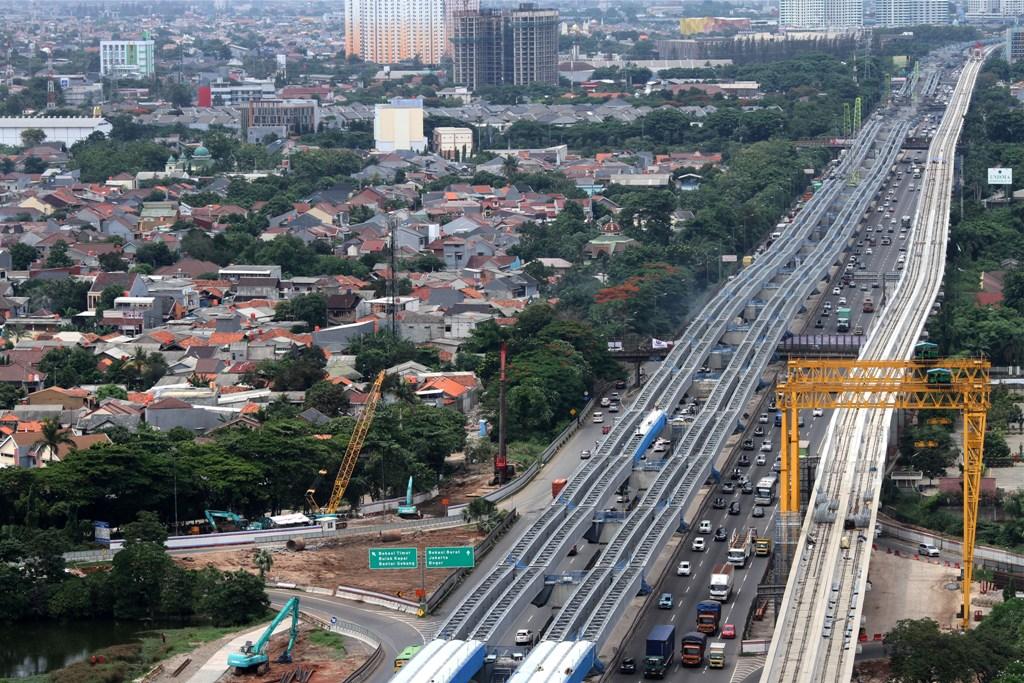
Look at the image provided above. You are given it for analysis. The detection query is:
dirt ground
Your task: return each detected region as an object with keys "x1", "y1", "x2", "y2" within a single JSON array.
[
  {"x1": 862, "y1": 545, "x2": 963, "y2": 635},
  {"x1": 175, "y1": 526, "x2": 485, "y2": 596},
  {"x1": 217, "y1": 623, "x2": 371, "y2": 683},
  {"x1": 852, "y1": 659, "x2": 891, "y2": 682}
]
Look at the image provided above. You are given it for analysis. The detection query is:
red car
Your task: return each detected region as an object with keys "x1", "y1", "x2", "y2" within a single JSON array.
[
  {"x1": 721, "y1": 623, "x2": 736, "y2": 639},
  {"x1": 602, "y1": 425, "x2": 611, "y2": 434}
]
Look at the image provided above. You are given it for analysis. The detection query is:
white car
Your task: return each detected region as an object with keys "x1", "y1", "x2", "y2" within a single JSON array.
[
  {"x1": 580, "y1": 449, "x2": 592, "y2": 460},
  {"x1": 832, "y1": 286, "x2": 841, "y2": 295},
  {"x1": 593, "y1": 412, "x2": 604, "y2": 424},
  {"x1": 760, "y1": 440, "x2": 772, "y2": 452},
  {"x1": 677, "y1": 560, "x2": 691, "y2": 576},
  {"x1": 918, "y1": 543, "x2": 940, "y2": 557},
  {"x1": 699, "y1": 519, "x2": 713, "y2": 534},
  {"x1": 812, "y1": 408, "x2": 823, "y2": 417},
  {"x1": 515, "y1": 629, "x2": 535, "y2": 646},
  {"x1": 692, "y1": 537, "x2": 706, "y2": 552},
  {"x1": 756, "y1": 453, "x2": 767, "y2": 466},
  {"x1": 600, "y1": 397, "x2": 610, "y2": 407}
]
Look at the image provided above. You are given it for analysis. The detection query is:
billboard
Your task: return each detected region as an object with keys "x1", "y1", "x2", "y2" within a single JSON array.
[
  {"x1": 989, "y1": 167, "x2": 1013, "y2": 185},
  {"x1": 679, "y1": 16, "x2": 751, "y2": 35}
]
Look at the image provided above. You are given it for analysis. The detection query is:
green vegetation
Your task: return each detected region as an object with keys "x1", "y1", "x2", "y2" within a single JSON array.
[
  {"x1": 1, "y1": 512, "x2": 268, "y2": 625},
  {"x1": 885, "y1": 598, "x2": 1024, "y2": 682},
  {"x1": 306, "y1": 629, "x2": 347, "y2": 658},
  {"x1": 39, "y1": 346, "x2": 168, "y2": 390}
]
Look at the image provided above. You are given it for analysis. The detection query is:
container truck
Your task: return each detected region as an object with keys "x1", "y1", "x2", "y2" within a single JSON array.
[
  {"x1": 681, "y1": 632, "x2": 708, "y2": 667},
  {"x1": 707, "y1": 642, "x2": 726, "y2": 668},
  {"x1": 709, "y1": 564, "x2": 734, "y2": 602},
  {"x1": 643, "y1": 624, "x2": 676, "y2": 679},
  {"x1": 836, "y1": 307, "x2": 851, "y2": 333},
  {"x1": 727, "y1": 529, "x2": 755, "y2": 568},
  {"x1": 552, "y1": 479, "x2": 567, "y2": 498},
  {"x1": 696, "y1": 601, "x2": 722, "y2": 635}
]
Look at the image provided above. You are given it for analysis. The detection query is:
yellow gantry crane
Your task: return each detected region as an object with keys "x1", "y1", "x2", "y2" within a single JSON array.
[
  {"x1": 776, "y1": 355, "x2": 990, "y2": 630},
  {"x1": 306, "y1": 370, "x2": 386, "y2": 515}
]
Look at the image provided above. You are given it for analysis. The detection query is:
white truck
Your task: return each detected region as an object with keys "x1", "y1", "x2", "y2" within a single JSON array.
[
  {"x1": 727, "y1": 528, "x2": 755, "y2": 568},
  {"x1": 709, "y1": 563, "x2": 734, "y2": 602}
]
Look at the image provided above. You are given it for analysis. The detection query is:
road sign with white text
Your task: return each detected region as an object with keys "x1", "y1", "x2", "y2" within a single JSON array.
[
  {"x1": 989, "y1": 167, "x2": 1013, "y2": 185},
  {"x1": 425, "y1": 546, "x2": 475, "y2": 569},
  {"x1": 369, "y1": 547, "x2": 417, "y2": 569}
]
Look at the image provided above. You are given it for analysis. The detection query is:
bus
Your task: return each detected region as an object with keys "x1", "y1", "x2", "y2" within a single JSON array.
[
  {"x1": 394, "y1": 645, "x2": 423, "y2": 671},
  {"x1": 913, "y1": 341, "x2": 939, "y2": 361},
  {"x1": 754, "y1": 476, "x2": 778, "y2": 506}
]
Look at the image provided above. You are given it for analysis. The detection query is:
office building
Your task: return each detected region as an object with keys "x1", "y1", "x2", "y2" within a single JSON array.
[
  {"x1": 779, "y1": 0, "x2": 862, "y2": 29},
  {"x1": 100, "y1": 39, "x2": 156, "y2": 79},
  {"x1": 245, "y1": 99, "x2": 320, "y2": 142},
  {"x1": 345, "y1": 0, "x2": 478, "y2": 65},
  {"x1": 876, "y1": 0, "x2": 950, "y2": 26},
  {"x1": 374, "y1": 98, "x2": 427, "y2": 152},
  {"x1": 209, "y1": 79, "x2": 275, "y2": 106},
  {"x1": 452, "y1": 4, "x2": 559, "y2": 91},
  {"x1": 1008, "y1": 27, "x2": 1024, "y2": 63},
  {"x1": 433, "y1": 127, "x2": 474, "y2": 160}
]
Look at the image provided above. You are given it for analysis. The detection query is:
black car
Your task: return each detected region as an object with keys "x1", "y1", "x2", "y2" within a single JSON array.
[
  {"x1": 741, "y1": 481, "x2": 754, "y2": 495},
  {"x1": 615, "y1": 379, "x2": 627, "y2": 390},
  {"x1": 712, "y1": 497, "x2": 727, "y2": 509},
  {"x1": 619, "y1": 658, "x2": 637, "y2": 674},
  {"x1": 730, "y1": 468, "x2": 742, "y2": 480},
  {"x1": 728, "y1": 501, "x2": 741, "y2": 515},
  {"x1": 714, "y1": 527, "x2": 728, "y2": 542},
  {"x1": 742, "y1": 438, "x2": 755, "y2": 451},
  {"x1": 722, "y1": 482, "x2": 735, "y2": 494},
  {"x1": 738, "y1": 455, "x2": 751, "y2": 467}
]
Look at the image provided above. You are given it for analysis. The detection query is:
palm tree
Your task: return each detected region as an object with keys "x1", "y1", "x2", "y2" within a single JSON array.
[
  {"x1": 502, "y1": 154, "x2": 519, "y2": 179},
  {"x1": 33, "y1": 418, "x2": 75, "y2": 465},
  {"x1": 253, "y1": 548, "x2": 273, "y2": 582}
]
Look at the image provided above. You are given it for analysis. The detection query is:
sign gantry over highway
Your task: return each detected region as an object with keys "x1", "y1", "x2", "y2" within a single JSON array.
[
  {"x1": 368, "y1": 547, "x2": 418, "y2": 569},
  {"x1": 425, "y1": 546, "x2": 475, "y2": 569}
]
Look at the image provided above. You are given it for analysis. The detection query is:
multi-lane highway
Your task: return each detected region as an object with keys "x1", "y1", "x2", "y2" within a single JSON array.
[
  {"x1": 603, "y1": 130, "x2": 930, "y2": 681},
  {"x1": 763, "y1": 46, "x2": 990, "y2": 683}
]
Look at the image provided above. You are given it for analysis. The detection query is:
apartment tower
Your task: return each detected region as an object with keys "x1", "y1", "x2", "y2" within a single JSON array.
[
  {"x1": 452, "y1": 3, "x2": 559, "y2": 90},
  {"x1": 344, "y1": 0, "x2": 479, "y2": 65}
]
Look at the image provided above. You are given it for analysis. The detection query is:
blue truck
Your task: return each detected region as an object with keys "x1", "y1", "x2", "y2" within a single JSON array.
[
  {"x1": 643, "y1": 624, "x2": 676, "y2": 679},
  {"x1": 696, "y1": 600, "x2": 722, "y2": 635}
]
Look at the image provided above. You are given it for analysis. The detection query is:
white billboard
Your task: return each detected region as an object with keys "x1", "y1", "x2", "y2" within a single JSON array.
[
  {"x1": 721, "y1": 254, "x2": 738, "y2": 263},
  {"x1": 989, "y1": 167, "x2": 1013, "y2": 185}
]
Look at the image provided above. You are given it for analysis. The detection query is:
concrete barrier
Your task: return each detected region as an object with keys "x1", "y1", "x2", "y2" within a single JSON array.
[
  {"x1": 335, "y1": 585, "x2": 422, "y2": 615},
  {"x1": 879, "y1": 514, "x2": 1024, "y2": 571}
]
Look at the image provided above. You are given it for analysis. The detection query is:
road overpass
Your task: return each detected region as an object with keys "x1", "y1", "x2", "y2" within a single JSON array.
[{"x1": 761, "y1": 46, "x2": 992, "y2": 683}]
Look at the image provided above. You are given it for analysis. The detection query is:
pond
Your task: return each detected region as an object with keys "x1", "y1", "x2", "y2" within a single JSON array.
[{"x1": 0, "y1": 619, "x2": 177, "y2": 678}]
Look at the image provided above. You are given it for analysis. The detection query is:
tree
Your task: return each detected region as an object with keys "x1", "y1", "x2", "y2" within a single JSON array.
[
  {"x1": 885, "y1": 618, "x2": 974, "y2": 683},
  {"x1": 38, "y1": 346, "x2": 101, "y2": 387},
  {"x1": 96, "y1": 384, "x2": 128, "y2": 401},
  {"x1": 45, "y1": 240, "x2": 73, "y2": 269},
  {"x1": 134, "y1": 241, "x2": 176, "y2": 268},
  {"x1": 253, "y1": 548, "x2": 273, "y2": 581},
  {"x1": 10, "y1": 243, "x2": 39, "y2": 270},
  {"x1": 121, "y1": 510, "x2": 168, "y2": 545},
  {"x1": 20, "y1": 128, "x2": 45, "y2": 148},
  {"x1": 32, "y1": 418, "x2": 75, "y2": 463},
  {"x1": 98, "y1": 251, "x2": 129, "y2": 272},
  {"x1": 22, "y1": 156, "x2": 46, "y2": 174},
  {"x1": 0, "y1": 384, "x2": 23, "y2": 410},
  {"x1": 96, "y1": 283, "x2": 125, "y2": 316},
  {"x1": 195, "y1": 569, "x2": 269, "y2": 626},
  {"x1": 246, "y1": 345, "x2": 326, "y2": 391},
  {"x1": 304, "y1": 380, "x2": 351, "y2": 417},
  {"x1": 274, "y1": 293, "x2": 327, "y2": 330},
  {"x1": 106, "y1": 348, "x2": 168, "y2": 390}
]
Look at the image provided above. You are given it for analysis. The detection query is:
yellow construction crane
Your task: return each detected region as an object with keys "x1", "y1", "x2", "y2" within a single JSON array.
[
  {"x1": 776, "y1": 355, "x2": 990, "y2": 630},
  {"x1": 306, "y1": 370, "x2": 386, "y2": 515}
]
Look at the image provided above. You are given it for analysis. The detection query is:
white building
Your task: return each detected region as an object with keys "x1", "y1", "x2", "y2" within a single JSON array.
[
  {"x1": 877, "y1": 0, "x2": 950, "y2": 26},
  {"x1": 210, "y1": 79, "x2": 275, "y2": 106},
  {"x1": 344, "y1": 0, "x2": 478, "y2": 65},
  {"x1": 374, "y1": 98, "x2": 427, "y2": 153},
  {"x1": 0, "y1": 117, "x2": 112, "y2": 147},
  {"x1": 433, "y1": 127, "x2": 474, "y2": 160},
  {"x1": 780, "y1": 0, "x2": 862, "y2": 29},
  {"x1": 100, "y1": 40, "x2": 156, "y2": 79}
]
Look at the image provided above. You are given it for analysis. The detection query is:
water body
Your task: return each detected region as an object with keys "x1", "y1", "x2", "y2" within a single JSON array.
[{"x1": 0, "y1": 620, "x2": 175, "y2": 678}]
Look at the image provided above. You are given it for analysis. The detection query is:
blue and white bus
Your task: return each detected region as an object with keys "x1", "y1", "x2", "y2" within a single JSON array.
[{"x1": 754, "y1": 476, "x2": 778, "y2": 506}]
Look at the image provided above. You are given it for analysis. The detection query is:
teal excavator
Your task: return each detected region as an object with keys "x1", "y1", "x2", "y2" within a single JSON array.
[
  {"x1": 227, "y1": 597, "x2": 300, "y2": 674},
  {"x1": 396, "y1": 476, "x2": 422, "y2": 519}
]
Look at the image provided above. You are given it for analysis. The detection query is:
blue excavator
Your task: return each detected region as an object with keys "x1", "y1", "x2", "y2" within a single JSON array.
[{"x1": 227, "y1": 597, "x2": 300, "y2": 674}]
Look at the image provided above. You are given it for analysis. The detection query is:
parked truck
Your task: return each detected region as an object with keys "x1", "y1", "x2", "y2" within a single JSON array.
[
  {"x1": 696, "y1": 601, "x2": 722, "y2": 635},
  {"x1": 755, "y1": 536, "x2": 772, "y2": 557},
  {"x1": 727, "y1": 528, "x2": 755, "y2": 568},
  {"x1": 863, "y1": 297, "x2": 874, "y2": 313},
  {"x1": 709, "y1": 564, "x2": 734, "y2": 602},
  {"x1": 643, "y1": 624, "x2": 676, "y2": 679},
  {"x1": 707, "y1": 642, "x2": 727, "y2": 669},
  {"x1": 837, "y1": 307, "x2": 851, "y2": 333}
]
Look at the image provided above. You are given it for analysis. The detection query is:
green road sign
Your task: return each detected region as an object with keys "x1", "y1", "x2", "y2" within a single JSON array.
[
  {"x1": 426, "y1": 546, "x2": 475, "y2": 569},
  {"x1": 369, "y1": 547, "x2": 418, "y2": 569}
]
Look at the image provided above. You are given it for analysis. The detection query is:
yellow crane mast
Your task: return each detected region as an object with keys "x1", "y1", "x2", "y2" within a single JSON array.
[{"x1": 306, "y1": 369, "x2": 386, "y2": 515}]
